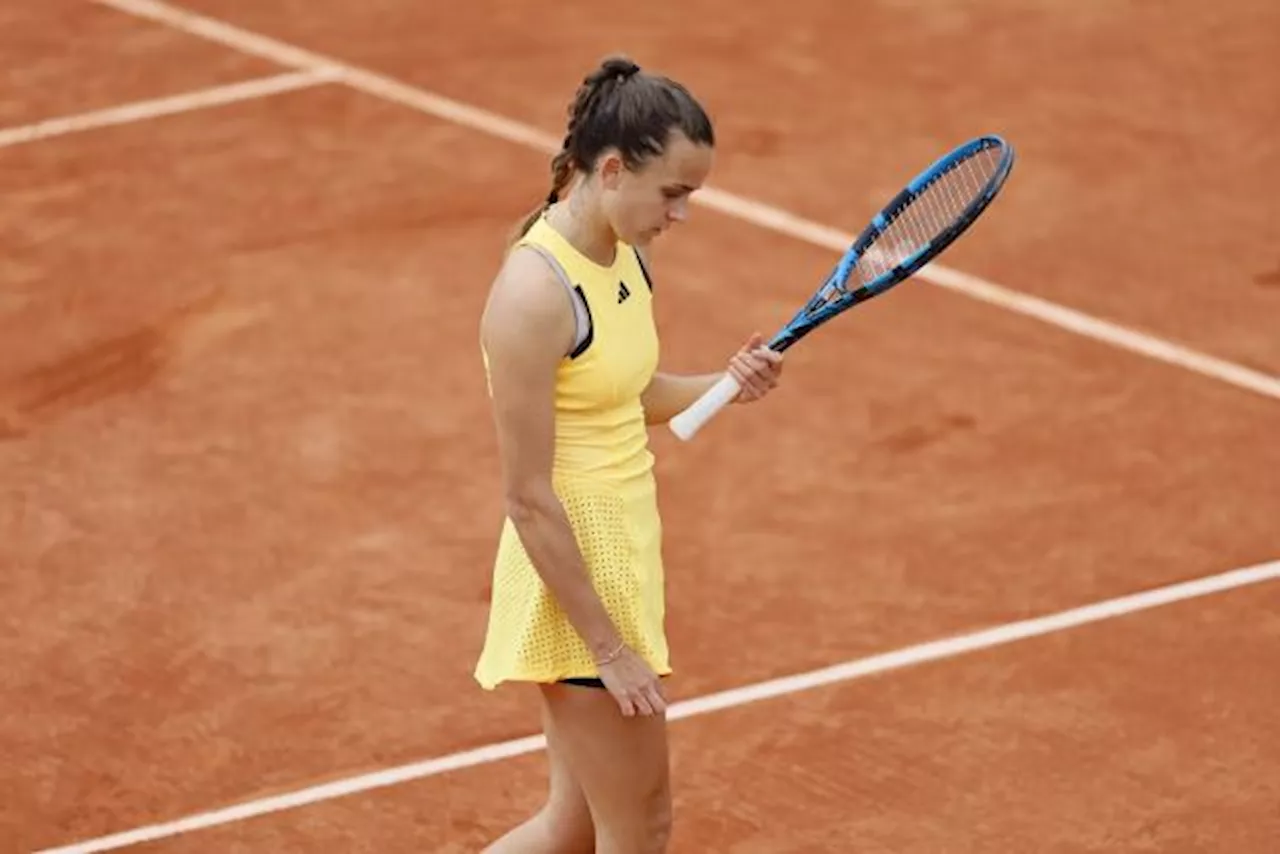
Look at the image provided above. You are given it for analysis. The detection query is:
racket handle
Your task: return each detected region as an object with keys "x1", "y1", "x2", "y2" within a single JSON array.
[{"x1": 669, "y1": 373, "x2": 741, "y2": 441}]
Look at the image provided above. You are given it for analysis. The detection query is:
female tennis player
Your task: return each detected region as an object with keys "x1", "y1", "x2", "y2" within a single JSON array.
[{"x1": 474, "y1": 56, "x2": 783, "y2": 853}]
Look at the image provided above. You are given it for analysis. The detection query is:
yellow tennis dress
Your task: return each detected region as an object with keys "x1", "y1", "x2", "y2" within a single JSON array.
[{"x1": 473, "y1": 215, "x2": 668, "y2": 690}]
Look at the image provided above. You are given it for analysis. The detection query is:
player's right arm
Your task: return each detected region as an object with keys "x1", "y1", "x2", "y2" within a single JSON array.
[
  {"x1": 480, "y1": 249, "x2": 623, "y2": 660},
  {"x1": 480, "y1": 248, "x2": 666, "y2": 716}
]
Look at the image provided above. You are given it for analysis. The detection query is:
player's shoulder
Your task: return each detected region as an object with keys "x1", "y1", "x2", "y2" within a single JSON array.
[
  {"x1": 495, "y1": 239, "x2": 566, "y2": 294},
  {"x1": 483, "y1": 242, "x2": 575, "y2": 338}
]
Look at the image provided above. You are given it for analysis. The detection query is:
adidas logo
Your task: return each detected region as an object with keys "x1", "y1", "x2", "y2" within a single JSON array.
[{"x1": 617, "y1": 281, "x2": 631, "y2": 303}]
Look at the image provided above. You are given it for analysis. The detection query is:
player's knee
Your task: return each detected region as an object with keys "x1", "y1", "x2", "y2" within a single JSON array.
[
  {"x1": 544, "y1": 803, "x2": 595, "y2": 854},
  {"x1": 645, "y1": 795, "x2": 672, "y2": 853},
  {"x1": 638, "y1": 785, "x2": 673, "y2": 854},
  {"x1": 594, "y1": 783, "x2": 670, "y2": 854}
]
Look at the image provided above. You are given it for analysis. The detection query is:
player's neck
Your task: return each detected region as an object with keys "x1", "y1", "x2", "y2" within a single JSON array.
[{"x1": 547, "y1": 188, "x2": 617, "y2": 268}]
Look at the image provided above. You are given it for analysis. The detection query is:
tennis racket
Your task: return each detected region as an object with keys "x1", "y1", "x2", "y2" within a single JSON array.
[{"x1": 669, "y1": 134, "x2": 1016, "y2": 441}]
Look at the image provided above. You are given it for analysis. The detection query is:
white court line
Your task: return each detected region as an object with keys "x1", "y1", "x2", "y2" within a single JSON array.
[
  {"x1": 87, "y1": 0, "x2": 1280, "y2": 404},
  {"x1": 0, "y1": 69, "x2": 336, "y2": 149},
  {"x1": 90, "y1": 0, "x2": 1280, "y2": 407},
  {"x1": 36, "y1": 559, "x2": 1280, "y2": 853},
  {"x1": 19, "y1": 3, "x2": 1276, "y2": 851}
]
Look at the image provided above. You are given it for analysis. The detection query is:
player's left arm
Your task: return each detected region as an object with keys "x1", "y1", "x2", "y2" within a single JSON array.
[
  {"x1": 641, "y1": 337, "x2": 782, "y2": 424},
  {"x1": 635, "y1": 246, "x2": 783, "y2": 425}
]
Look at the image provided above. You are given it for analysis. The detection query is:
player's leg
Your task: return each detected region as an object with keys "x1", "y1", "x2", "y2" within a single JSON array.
[
  {"x1": 482, "y1": 688, "x2": 596, "y2": 853},
  {"x1": 541, "y1": 680, "x2": 672, "y2": 854}
]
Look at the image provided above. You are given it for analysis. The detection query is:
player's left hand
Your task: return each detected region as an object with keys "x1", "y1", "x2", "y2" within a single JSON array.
[{"x1": 728, "y1": 332, "x2": 784, "y2": 403}]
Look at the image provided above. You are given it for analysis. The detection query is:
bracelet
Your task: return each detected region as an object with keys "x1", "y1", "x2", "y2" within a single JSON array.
[{"x1": 594, "y1": 640, "x2": 626, "y2": 666}]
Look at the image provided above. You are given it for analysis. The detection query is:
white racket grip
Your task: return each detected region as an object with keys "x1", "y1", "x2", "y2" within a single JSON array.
[{"x1": 668, "y1": 373, "x2": 741, "y2": 441}]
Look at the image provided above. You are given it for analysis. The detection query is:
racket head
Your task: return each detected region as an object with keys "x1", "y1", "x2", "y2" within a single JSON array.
[
  {"x1": 856, "y1": 134, "x2": 1015, "y2": 286},
  {"x1": 770, "y1": 135, "x2": 1015, "y2": 352}
]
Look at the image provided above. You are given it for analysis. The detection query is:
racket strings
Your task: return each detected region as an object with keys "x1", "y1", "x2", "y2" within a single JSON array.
[{"x1": 856, "y1": 145, "x2": 1004, "y2": 285}]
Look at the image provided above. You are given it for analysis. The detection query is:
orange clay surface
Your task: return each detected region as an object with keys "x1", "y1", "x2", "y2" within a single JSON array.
[{"x1": 3, "y1": 1, "x2": 1278, "y2": 851}]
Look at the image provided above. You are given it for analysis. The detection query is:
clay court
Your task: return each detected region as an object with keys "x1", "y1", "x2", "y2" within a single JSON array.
[{"x1": 3, "y1": 0, "x2": 1279, "y2": 851}]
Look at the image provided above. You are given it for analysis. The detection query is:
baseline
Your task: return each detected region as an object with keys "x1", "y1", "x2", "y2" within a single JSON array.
[{"x1": 35, "y1": 559, "x2": 1280, "y2": 853}]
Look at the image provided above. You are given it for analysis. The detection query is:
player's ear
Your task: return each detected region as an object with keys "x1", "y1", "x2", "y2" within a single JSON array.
[{"x1": 597, "y1": 150, "x2": 626, "y2": 189}]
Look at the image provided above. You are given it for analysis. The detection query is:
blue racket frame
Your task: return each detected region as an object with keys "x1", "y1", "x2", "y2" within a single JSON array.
[{"x1": 766, "y1": 135, "x2": 1015, "y2": 353}]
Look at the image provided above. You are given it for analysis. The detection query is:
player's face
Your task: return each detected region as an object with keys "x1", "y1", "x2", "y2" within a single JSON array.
[{"x1": 600, "y1": 132, "x2": 714, "y2": 246}]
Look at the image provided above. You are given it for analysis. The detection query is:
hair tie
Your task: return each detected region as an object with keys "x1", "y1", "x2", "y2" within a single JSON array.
[{"x1": 588, "y1": 57, "x2": 641, "y2": 87}]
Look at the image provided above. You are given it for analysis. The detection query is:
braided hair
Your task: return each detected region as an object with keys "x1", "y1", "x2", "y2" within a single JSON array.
[{"x1": 512, "y1": 55, "x2": 714, "y2": 241}]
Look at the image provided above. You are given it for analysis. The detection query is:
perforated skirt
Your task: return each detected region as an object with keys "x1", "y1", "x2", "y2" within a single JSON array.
[{"x1": 473, "y1": 470, "x2": 668, "y2": 690}]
